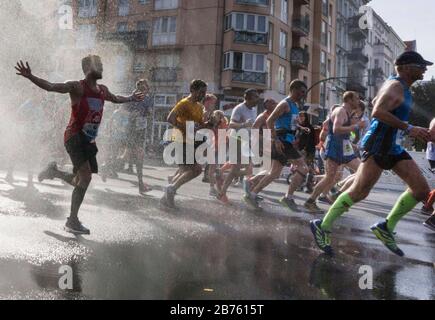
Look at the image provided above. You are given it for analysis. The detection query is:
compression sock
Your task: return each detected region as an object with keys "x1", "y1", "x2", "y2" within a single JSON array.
[
  {"x1": 321, "y1": 192, "x2": 354, "y2": 232},
  {"x1": 386, "y1": 191, "x2": 418, "y2": 232}
]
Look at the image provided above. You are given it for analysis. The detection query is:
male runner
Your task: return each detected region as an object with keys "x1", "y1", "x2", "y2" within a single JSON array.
[
  {"x1": 310, "y1": 51, "x2": 433, "y2": 256},
  {"x1": 304, "y1": 92, "x2": 365, "y2": 213},
  {"x1": 217, "y1": 89, "x2": 259, "y2": 204},
  {"x1": 243, "y1": 80, "x2": 309, "y2": 211},
  {"x1": 160, "y1": 79, "x2": 208, "y2": 208},
  {"x1": 15, "y1": 56, "x2": 144, "y2": 235}
]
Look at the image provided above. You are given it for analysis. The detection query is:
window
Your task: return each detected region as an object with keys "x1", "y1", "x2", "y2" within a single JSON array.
[
  {"x1": 76, "y1": 24, "x2": 97, "y2": 49},
  {"x1": 118, "y1": 0, "x2": 129, "y2": 16},
  {"x1": 270, "y1": 0, "x2": 274, "y2": 16},
  {"x1": 236, "y1": 0, "x2": 268, "y2": 5},
  {"x1": 137, "y1": 21, "x2": 148, "y2": 31},
  {"x1": 327, "y1": 31, "x2": 332, "y2": 53},
  {"x1": 279, "y1": 31, "x2": 287, "y2": 59},
  {"x1": 280, "y1": 0, "x2": 288, "y2": 23},
  {"x1": 155, "y1": 0, "x2": 179, "y2": 10},
  {"x1": 320, "y1": 51, "x2": 326, "y2": 76},
  {"x1": 117, "y1": 22, "x2": 128, "y2": 33},
  {"x1": 152, "y1": 16, "x2": 177, "y2": 46},
  {"x1": 138, "y1": 0, "x2": 150, "y2": 4},
  {"x1": 223, "y1": 52, "x2": 266, "y2": 72},
  {"x1": 78, "y1": 0, "x2": 98, "y2": 18},
  {"x1": 157, "y1": 53, "x2": 179, "y2": 68},
  {"x1": 327, "y1": 58, "x2": 331, "y2": 78},
  {"x1": 267, "y1": 59, "x2": 272, "y2": 89},
  {"x1": 322, "y1": 0, "x2": 328, "y2": 17},
  {"x1": 278, "y1": 65, "x2": 286, "y2": 94},
  {"x1": 154, "y1": 94, "x2": 177, "y2": 108},
  {"x1": 268, "y1": 22, "x2": 273, "y2": 51},
  {"x1": 228, "y1": 13, "x2": 268, "y2": 33},
  {"x1": 321, "y1": 21, "x2": 327, "y2": 46}
]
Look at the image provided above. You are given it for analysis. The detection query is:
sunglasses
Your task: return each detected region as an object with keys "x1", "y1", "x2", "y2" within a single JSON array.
[{"x1": 407, "y1": 64, "x2": 427, "y2": 70}]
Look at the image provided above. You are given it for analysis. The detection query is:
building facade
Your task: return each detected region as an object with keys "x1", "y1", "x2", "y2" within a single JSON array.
[{"x1": 68, "y1": 0, "x2": 338, "y2": 143}]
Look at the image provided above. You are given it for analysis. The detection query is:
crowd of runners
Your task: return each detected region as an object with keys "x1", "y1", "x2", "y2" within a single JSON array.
[{"x1": 9, "y1": 49, "x2": 435, "y2": 258}]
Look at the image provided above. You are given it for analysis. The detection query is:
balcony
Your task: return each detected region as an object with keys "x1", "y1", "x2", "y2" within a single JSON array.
[
  {"x1": 347, "y1": 48, "x2": 369, "y2": 68},
  {"x1": 151, "y1": 67, "x2": 178, "y2": 82},
  {"x1": 234, "y1": 31, "x2": 268, "y2": 45},
  {"x1": 347, "y1": 14, "x2": 368, "y2": 40},
  {"x1": 290, "y1": 47, "x2": 309, "y2": 69},
  {"x1": 292, "y1": 16, "x2": 310, "y2": 37},
  {"x1": 100, "y1": 31, "x2": 148, "y2": 49},
  {"x1": 235, "y1": 0, "x2": 268, "y2": 5},
  {"x1": 374, "y1": 42, "x2": 393, "y2": 59},
  {"x1": 232, "y1": 70, "x2": 267, "y2": 85},
  {"x1": 293, "y1": 0, "x2": 310, "y2": 6}
]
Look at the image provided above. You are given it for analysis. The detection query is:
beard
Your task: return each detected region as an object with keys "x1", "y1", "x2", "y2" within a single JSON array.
[{"x1": 89, "y1": 70, "x2": 103, "y2": 80}]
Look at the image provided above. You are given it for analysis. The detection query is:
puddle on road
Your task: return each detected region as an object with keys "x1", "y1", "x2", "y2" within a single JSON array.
[{"x1": 0, "y1": 231, "x2": 432, "y2": 300}]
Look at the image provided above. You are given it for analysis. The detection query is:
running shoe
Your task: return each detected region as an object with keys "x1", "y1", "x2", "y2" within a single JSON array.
[
  {"x1": 242, "y1": 194, "x2": 261, "y2": 210},
  {"x1": 420, "y1": 206, "x2": 433, "y2": 216},
  {"x1": 209, "y1": 187, "x2": 218, "y2": 197},
  {"x1": 64, "y1": 218, "x2": 90, "y2": 235},
  {"x1": 38, "y1": 162, "x2": 58, "y2": 182},
  {"x1": 310, "y1": 219, "x2": 333, "y2": 255},
  {"x1": 370, "y1": 221, "x2": 404, "y2": 257},
  {"x1": 318, "y1": 195, "x2": 333, "y2": 205},
  {"x1": 304, "y1": 200, "x2": 325, "y2": 214},
  {"x1": 423, "y1": 215, "x2": 435, "y2": 232},
  {"x1": 279, "y1": 197, "x2": 299, "y2": 212},
  {"x1": 216, "y1": 192, "x2": 229, "y2": 205}
]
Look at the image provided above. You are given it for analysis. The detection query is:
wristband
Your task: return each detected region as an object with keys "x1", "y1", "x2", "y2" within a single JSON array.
[{"x1": 404, "y1": 124, "x2": 413, "y2": 135}]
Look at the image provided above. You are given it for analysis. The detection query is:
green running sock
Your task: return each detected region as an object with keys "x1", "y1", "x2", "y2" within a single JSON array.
[
  {"x1": 386, "y1": 191, "x2": 418, "y2": 232},
  {"x1": 321, "y1": 192, "x2": 354, "y2": 231}
]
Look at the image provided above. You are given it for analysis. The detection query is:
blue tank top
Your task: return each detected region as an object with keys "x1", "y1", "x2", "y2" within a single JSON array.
[
  {"x1": 275, "y1": 98, "x2": 299, "y2": 143},
  {"x1": 362, "y1": 76, "x2": 413, "y2": 156}
]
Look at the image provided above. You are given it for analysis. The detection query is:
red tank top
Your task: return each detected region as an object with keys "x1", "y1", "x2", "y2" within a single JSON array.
[{"x1": 64, "y1": 80, "x2": 105, "y2": 143}]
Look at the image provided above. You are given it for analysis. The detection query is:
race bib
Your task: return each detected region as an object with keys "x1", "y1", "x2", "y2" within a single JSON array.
[
  {"x1": 395, "y1": 129, "x2": 405, "y2": 146},
  {"x1": 343, "y1": 139, "x2": 354, "y2": 157}
]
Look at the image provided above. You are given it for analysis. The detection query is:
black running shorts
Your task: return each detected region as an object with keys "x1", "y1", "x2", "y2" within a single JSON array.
[
  {"x1": 271, "y1": 140, "x2": 301, "y2": 166},
  {"x1": 65, "y1": 133, "x2": 99, "y2": 174},
  {"x1": 361, "y1": 150, "x2": 412, "y2": 170}
]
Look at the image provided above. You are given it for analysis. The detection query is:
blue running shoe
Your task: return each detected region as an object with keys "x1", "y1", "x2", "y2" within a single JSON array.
[
  {"x1": 370, "y1": 221, "x2": 404, "y2": 257},
  {"x1": 310, "y1": 219, "x2": 333, "y2": 255}
]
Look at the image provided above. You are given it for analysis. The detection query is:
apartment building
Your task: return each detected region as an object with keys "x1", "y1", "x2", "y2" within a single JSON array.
[
  {"x1": 67, "y1": 0, "x2": 339, "y2": 142},
  {"x1": 366, "y1": 10, "x2": 406, "y2": 100}
]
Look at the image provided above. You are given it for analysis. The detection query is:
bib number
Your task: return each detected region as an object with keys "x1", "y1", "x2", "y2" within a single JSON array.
[{"x1": 343, "y1": 140, "x2": 354, "y2": 157}]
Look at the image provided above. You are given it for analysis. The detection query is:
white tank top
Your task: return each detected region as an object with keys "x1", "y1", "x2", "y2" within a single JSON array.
[{"x1": 427, "y1": 142, "x2": 435, "y2": 161}]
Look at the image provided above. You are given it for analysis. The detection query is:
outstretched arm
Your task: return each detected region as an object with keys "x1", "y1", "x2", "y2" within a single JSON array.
[
  {"x1": 102, "y1": 85, "x2": 145, "y2": 104},
  {"x1": 15, "y1": 61, "x2": 79, "y2": 94}
]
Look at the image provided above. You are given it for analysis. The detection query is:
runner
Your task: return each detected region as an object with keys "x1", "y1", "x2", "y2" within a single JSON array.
[
  {"x1": 304, "y1": 92, "x2": 365, "y2": 213},
  {"x1": 101, "y1": 105, "x2": 130, "y2": 180},
  {"x1": 242, "y1": 98, "x2": 277, "y2": 195},
  {"x1": 310, "y1": 51, "x2": 433, "y2": 256},
  {"x1": 208, "y1": 110, "x2": 228, "y2": 197},
  {"x1": 216, "y1": 89, "x2": 259, "y2": 204},
  {"x1": 160, "y1": 79, "x2": 208, "y2": 209},
  {"x1": 242, "y1": 80, "x2": 309, "y2": 211},
  {"x1": 295, "y1": 111, "x2": 316, "y2": 193},
  {"x1": 15, "y1": 56, "x2": 145, "y2": 235},
  {"x1": 124, "y1": 79, "x2": 153, "y2": 194},
  {"x1": 201, "y1": 94, "x2": 218, "y2": 184}
]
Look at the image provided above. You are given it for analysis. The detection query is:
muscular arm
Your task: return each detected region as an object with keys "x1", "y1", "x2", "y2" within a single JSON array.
[
  {"x1": 371, "y1": 81, "x2": 408, "y2": 130},
  {"x1": 266, "y1": 101, "x2": 288, "y2": 140},
  {"x1": 332, "y1": 109, "x2": 358, "y2": 135},
  {"x1": 252, "y1": 113, "x2": 267, "y2": 130},
  {"x1": 28, "y1": 75, "x2": 80, "y2": 94},
  {"x1": 102, "y1": 85, "x2": 136, "y2": 104}
]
